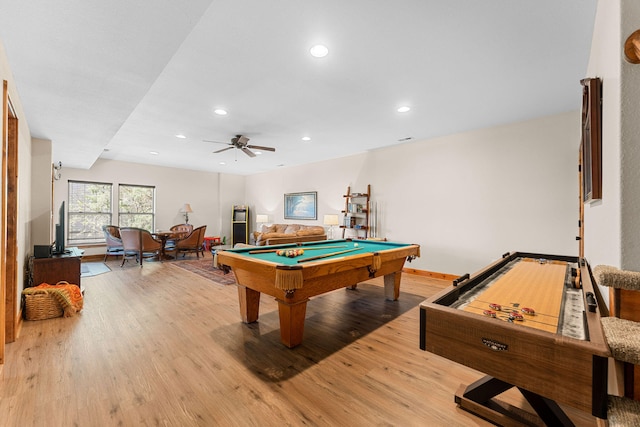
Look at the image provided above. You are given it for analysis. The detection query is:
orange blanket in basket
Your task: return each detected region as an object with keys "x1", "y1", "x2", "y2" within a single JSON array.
[{"x1": 24, "y1": 282, "x2": 83, "y2": 316}]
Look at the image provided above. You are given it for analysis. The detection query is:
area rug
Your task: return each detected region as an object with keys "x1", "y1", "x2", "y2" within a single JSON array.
[
  {"x1": 172, "y1": 258, "x2": 236, "y2": 285},
  {"x1": 81, "y1": 262, "x2": 111, "y2": 277}
]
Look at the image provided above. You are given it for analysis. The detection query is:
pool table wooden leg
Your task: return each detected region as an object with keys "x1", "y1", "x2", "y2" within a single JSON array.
[
  {"x1": 238, "y1": 285, "x2": 261, "y2": 323},
  {"x1": 276, "y1": 298, "x2": 309, "y2": 348},
  {"x1": 384, "y1": 271, "x2": 401, "y2": 301}
]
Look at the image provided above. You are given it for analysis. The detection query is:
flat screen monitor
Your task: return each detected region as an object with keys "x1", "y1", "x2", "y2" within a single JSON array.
[{"x1": 53, "y1": 201, "x2": 66, "y2": 255}]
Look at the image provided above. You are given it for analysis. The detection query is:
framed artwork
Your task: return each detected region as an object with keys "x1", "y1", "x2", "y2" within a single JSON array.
[
  {"x1": 284, "y1": 192, "x2": 317, "y2": 220},
  {"x1": 580, "y1": 77, "x2": 602, "y2": 203}
]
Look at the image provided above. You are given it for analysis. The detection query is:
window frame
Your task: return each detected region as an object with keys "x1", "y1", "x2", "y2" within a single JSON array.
[
  {"x1": 117, "y1": 183, "x2": 156, "y2": 231},
  {"x1": 67, "y1": 180, "x2": 113, "y2": 245}
]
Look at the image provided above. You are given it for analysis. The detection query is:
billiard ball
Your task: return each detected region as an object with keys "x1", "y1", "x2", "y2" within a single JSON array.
[{"x1": 354, "y1": 243, "x2": 359, "y2": 247}]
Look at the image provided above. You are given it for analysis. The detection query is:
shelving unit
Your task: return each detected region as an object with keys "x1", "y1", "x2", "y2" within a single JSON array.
[
  {"x1": 231, "y1": 205, "x2": 249, "y2": 246},
  {"x1": 340, "y1": 184, "x2": 370, "y2": 239}
]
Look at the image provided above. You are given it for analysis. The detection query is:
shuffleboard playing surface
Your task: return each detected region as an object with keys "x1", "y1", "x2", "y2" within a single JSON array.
[{"x1": 462, "y1": 258, "x2": 568, "y2": 333}]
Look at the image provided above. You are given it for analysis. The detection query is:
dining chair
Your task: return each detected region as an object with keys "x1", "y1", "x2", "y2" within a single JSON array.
[
  {"x1": 102, "y1": 225, "x2": 124, "y2": 261},
  {"x1": 165, "y1": 223, "x2": 194, "y2": 249},
  {"x1": 175, "y1": 225, "x2": 207, "y2": 258},
  {"x1": 119, "y1": 227, "x2": 163, "y2": 267}
]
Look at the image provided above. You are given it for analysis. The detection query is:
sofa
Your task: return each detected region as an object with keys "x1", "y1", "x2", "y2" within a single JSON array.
[{"x1": 253, "y1": 224, "x2": 327, "y2": 246}]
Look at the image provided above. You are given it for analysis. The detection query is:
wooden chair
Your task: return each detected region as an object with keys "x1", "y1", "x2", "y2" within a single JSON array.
[
  {"x1": 102, "y1": 225, "x2": 124, "y2": 261},
  {"x1": 170, "y1": 223, "x2": 193, "y2": 234},
  {"x1": 593, "y1": 265, "x2": 640, "y2": 426},
  {"x1": 165, "y1": 223, "x2": 194, "y2": 249},
  {"x1": 119, "y1": 227, "x2": 163, "y2": 267},
  {"x1": 175, "y1": 225, "x2": 207, "y2": 259}
]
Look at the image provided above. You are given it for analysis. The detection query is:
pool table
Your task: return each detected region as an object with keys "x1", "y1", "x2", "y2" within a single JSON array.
[{"x1": 217, "y1": 239, "x2": 420, "y2": 347}]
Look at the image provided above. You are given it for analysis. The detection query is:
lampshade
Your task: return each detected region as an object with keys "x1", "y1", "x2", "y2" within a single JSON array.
[
  {"x1": 181, "y1": 203, "x2": 193, "y2": 213},
  {"x1": 256, "y1": 214, "x2": 269, "y2": 223},
  {"x1": 323, "y1": 214, "x2": 339, "y2": 226}
]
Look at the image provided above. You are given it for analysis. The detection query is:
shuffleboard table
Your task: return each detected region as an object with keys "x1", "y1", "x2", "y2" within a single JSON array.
[
  {"x1": 217, "y1": 239, "x2": 419, "y2": 348},
  {"x1": 420, "y1": 251, "x2": 611, "y2": 426}
]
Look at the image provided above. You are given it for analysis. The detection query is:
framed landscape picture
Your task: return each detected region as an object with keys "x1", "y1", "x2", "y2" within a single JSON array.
[
  {"x1": 580, "y1": 77, "x2": 602, "y2": 203},
  {"x1": 284, "y1": 192, "x2": 317, "y2": 220}
]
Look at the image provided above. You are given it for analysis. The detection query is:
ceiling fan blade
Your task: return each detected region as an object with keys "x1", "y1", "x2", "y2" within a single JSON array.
[
  {"x1": 213, "y1": 146, "x2": 235, "y2": 154},
  {"x1": 203, "y1": 139, "x2": 230, "y2": 145},
  {"x1": 246, "y1": 144, "x2": 276, "y2": 152},
  {"x1": 241, "y1": 147, "x2": 256, "y2": 158}
]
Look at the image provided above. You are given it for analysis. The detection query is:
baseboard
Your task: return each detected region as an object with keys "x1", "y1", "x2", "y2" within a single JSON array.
[
  {"x1": 402, "y1": 268, "x2": 457, "y2": 282},
  {"x1": 82, "y1": 254, "x2": 106, "y2": 262}
]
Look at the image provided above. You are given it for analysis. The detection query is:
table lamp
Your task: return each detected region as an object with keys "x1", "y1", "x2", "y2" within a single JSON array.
[
  {"x1": 256, "y1": 214, "x2": 269, "y2": 231},
  {"x1": 323, "y1": 214, "x2": 340, "y2": 239},
  {"x1": 181, "y1": 203, "x2": 193, "y2": 224}
]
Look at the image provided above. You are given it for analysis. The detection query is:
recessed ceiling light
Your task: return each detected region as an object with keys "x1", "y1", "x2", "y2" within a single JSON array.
[
  {"x1": 310, "y1": 44, "x2": 329, "y2": 58},
  {"x1": 397, "y1": 106, "x2": 411, "y2": 113},
  {"x1": 302, "y1": 136, "x2": 311, "y2": 142},
  {"x1": 219, "y1": 161, "x2": 226, "y2": 165},
  {"x1": 175, "y1": 134, "x2": 186, "y2": 139},
  {"x1": 150, "y1": 151, "x2": 159, "y2": 155},
  {"x1": 214, "y1": 109, "x2": 228, "y2": 116},
  {"x1": 255, "y1": 151, "x2": 262, "y2": 155}
]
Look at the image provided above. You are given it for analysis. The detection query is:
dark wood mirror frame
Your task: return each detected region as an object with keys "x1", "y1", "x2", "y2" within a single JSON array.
[{"x1": 580, "y1": 77, "x2": 602, "y2": 203}]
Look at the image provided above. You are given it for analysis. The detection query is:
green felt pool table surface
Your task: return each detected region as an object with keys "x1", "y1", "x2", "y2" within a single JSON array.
[{"x1": 225, "y1": 239, "x2": 414, "y2": 265}]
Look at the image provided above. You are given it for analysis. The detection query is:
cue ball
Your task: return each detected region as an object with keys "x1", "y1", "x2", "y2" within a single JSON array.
[{"x1": 354, "y1": 243, "x2": 359, "y2": 247}]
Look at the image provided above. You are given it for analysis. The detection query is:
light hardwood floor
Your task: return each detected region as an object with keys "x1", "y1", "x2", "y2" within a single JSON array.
[{"x1": 1, "y1": 255, "x2": 597, "y2": 426}]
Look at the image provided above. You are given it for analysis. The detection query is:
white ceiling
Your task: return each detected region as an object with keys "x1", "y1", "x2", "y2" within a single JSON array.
[{"x1": 0, "y1": 1, "x2": 597, "y2": 176}]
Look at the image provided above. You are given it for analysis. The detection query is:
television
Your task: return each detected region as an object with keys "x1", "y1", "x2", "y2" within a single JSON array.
[{"x1": 53, "y1": 201, "x2": 67, "y2": 255}]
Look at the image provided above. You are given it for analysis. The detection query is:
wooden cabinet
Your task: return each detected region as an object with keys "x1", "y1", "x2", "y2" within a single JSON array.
[
  {"x1": 232, "y1": 205, "x2": 249, "y2": 246},
  {"x1": 341, "y1": 184, "x2": 370, "y2": 239},
  {"x1": 30, "y1": 247, "x2": 83, "y2": 288}
]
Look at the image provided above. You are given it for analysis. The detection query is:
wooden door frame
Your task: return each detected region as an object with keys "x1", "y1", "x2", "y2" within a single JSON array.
[
  {"x1": 2, "y1": 79, "x2": 19, "y2": 353},
  {"x1": 0, "y1": 81, "x2": 7, "y2": 361},
  {"x1": 5, "y1": 93, "x2": 18, "y2": 344}
]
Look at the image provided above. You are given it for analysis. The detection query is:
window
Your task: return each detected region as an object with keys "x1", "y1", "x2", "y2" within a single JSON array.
[
  {"x1": 68, "y1": 181, "x2": 113, "y2": 245},
  {"x1": 118, "y1": 184, "x2": 155, "y2": 231}
]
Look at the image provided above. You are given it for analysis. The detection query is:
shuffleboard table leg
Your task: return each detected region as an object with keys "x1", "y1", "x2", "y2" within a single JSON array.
[
  {"x1": 383, "y1": 271, "x2": 401, "y2": 301},
  {"x1": 238, "y1": 286, "x2": 260, "y2": 323},
  {"x1": 455, "y1": 375, "x2": 576, "y2": 427},
  {"x1": 277, "y1": 298, "x2": 308, "y2": 348}
]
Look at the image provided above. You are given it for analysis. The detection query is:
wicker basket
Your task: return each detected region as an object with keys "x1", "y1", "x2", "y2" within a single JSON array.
[{"x1": 23, "y1": 291, "x2": 64, "y2": 321}]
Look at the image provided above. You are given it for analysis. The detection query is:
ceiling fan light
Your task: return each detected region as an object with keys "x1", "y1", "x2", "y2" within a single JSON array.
[{"x1": 310, "y1": 44, "x2": 329, "y2": 58}]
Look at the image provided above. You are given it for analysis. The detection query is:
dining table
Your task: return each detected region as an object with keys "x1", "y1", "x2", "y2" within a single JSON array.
[{"x1": 152, "y1": 230, "x2": 187, "y2": 260}]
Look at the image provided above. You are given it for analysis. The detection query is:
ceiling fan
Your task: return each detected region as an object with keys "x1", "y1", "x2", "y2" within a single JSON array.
[{"x1": 204, "y1": 135, "x2": 276, "y2": 158}]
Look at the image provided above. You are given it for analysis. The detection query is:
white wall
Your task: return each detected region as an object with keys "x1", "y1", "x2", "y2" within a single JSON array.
[
  {"x1": 31, "y1": 138, "x2": 53, "y2": 245},
  {"x1": 583, "y1": 0, "x2": 622, "y2": 271},
  {"x1": 52, "y1": 158, "x2": 244, "y2": 256},
  {"x1": 620, "y1": 0, "x2": 640, "y2": 271},
  {"x1": 247, "y1": 111, "x2": 580, "y2": 276},
  {"x1": 583, "y1": 0, "x2": 640, "y2": 277}
]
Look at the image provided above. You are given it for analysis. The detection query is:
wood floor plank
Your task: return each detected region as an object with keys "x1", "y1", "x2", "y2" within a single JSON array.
[{"x1": 0, "y1": 254, "x2": 597, "y2": 426}]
